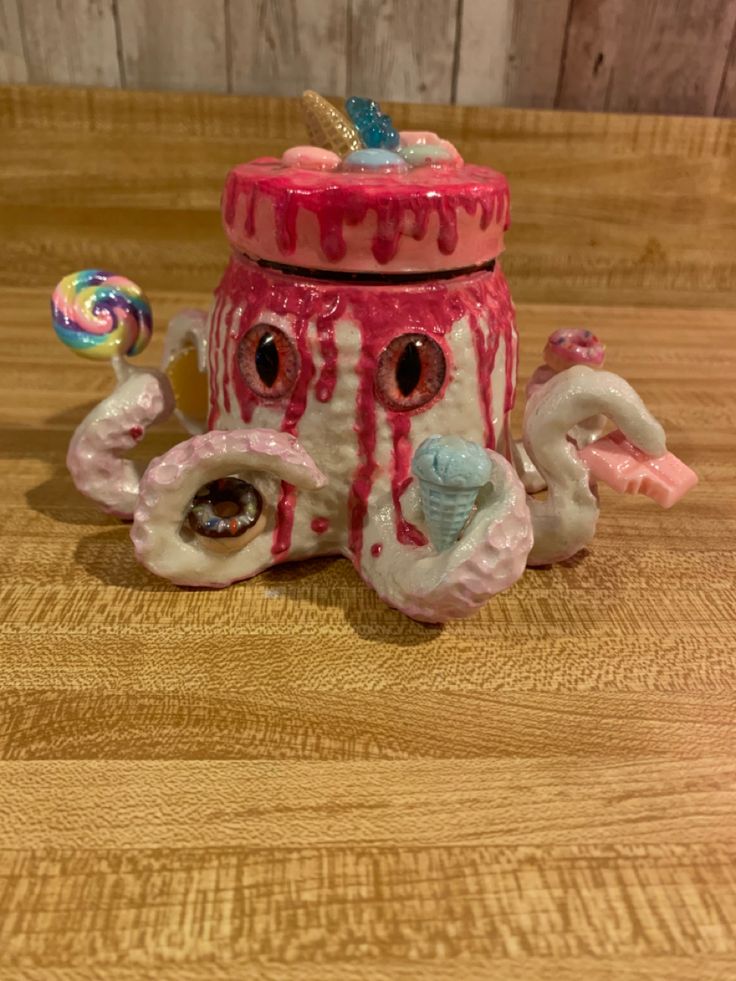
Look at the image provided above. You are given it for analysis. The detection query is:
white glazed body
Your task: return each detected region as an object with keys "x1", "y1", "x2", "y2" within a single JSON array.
[{"x1": 204, "y1": 255, "x2": 519, "y2": 573}]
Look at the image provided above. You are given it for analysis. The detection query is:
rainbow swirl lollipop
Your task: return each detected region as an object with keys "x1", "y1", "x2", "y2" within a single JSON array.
[{"x1": 51, "y1": 269, "x2": 152, "y2": 361}]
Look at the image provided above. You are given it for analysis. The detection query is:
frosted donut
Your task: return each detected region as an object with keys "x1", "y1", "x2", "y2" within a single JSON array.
[
  {"x1": 131, "y1": 429, "x2": 328, "y2": 586},
  {"x1": 544, "y1": 329, "x2": 605, "y2": 373},
  {"x1": 188, "y1": 477, "x2": 263, "y2": 543}
]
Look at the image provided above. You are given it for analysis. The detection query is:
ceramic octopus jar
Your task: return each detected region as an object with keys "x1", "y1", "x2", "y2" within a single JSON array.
[{"x1": 51, "y1": 92, "x2": 697, "y2": 622}]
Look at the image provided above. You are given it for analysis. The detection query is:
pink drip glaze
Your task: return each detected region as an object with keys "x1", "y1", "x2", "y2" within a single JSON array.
[
  {"x1": 281, "y1": 315, "x2": 315, "y2": 434},
  {"x1": 223, "y1": 178, "x2": 238, "y2": 229},
  {"x1": 213, "y1": 255, "x2": 517, "y2": 564},
  {"x1": 467, "y1": 309, "x2": 498, "y2": 450},
  {"x1": 436, "y1": 197, "x2": 459, "y2": 255},
  {"x1": 373, "y1": 198, "x2": 403, "y2": 264},
  {"x1": 316, "y1": 198, "x2": 349, "y2": 262},
  {"x1": 245, "y1": 185, "x2": 257, "y2": 238},
  {"x1": 222, "y1": 301, "x2": 235, "y2": 416},
  {"x1": 371, "y1": 543, "x2": 383, "y2": 558},
  {"x1": 409, "y1": 199, "x2": 431, "y2": 241},
  {"x1": 349, "y1": 339, "x2": 379, "y2": 561},
  {"x1": 387, "y1": 412, "x2": 428, "y2": 547},
  {"x1": 274, "y1": 193, "x2": 300, "y2": 255},
  {"x1": 311, "y1": 516, "x2": 330, "y2": 534},
  {"x1": 271, "y1": 314, "x2": 316, "y2": 557},
  {"x1": 315, "y1": 297, "x2": 342, "y2": 403},
  {"x1": 221, "y1": 161, "x2": 509, "y2": 274}
]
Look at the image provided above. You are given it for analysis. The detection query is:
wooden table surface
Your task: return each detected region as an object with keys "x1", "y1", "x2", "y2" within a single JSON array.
[{"x1": 1, "y1": 86, "x2": 735, "y2": 979}]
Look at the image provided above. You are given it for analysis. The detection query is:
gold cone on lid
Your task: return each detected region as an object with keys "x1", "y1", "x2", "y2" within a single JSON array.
[{"x1": 302, "y1": 90, "x2": 363, "y2": 156}]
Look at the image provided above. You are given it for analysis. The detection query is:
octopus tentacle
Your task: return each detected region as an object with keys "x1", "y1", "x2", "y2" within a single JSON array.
[
  {"x1": 511, "y1": 438, "x2": 547, "y2": 494},
  {"x1": 527, "y1": 364, "x2": 607, "y2": 450},
  {"x1": 353, "y1": 451, "x2": 533, "y2": 622},
  {"x1": 523, "y1": 366, "x2": 666, "y2": 566},
  {"x1": 131, "y1": 429, "x2": 327, "y2": 587},
  {"x1": 67, "y1": 368, "x2": 175, "y2": 519}
]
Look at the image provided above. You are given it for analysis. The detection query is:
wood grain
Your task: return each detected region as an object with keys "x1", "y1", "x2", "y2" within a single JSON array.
[
  {"x1": 0, "y1": 84, "x2": 735, "y2": 977},
  {"x1": 229, "y1": 0, "x2": 348, "y2": 97},
  {"x1": 1, "y1": 759, "x2": 735, "y2": 848},
  {"x1": 558, "y1": 0, "x2": 736, "y2": 115},
  {"x1": 0, "y1": 961, "x2": 731, "y2": 981},
  {"x1": 0, "y1": 843, "x2": 734, "y2": 964},
  {"x1": 506, "y1": 0, "x2": 571, "y2": 108},
  {"x1": 717, "y1": 21, "x2": 736, "y2": 117},
  {"x1": 0, "y1": 0, "x2": 27, "y2": 84},
  {"x1": 14, "y1": 0, "x2": 121, "y2": 87},
  {"x1": 115, "y1": 0, "x2": 228, "y2": 93},
  {"x1": 1, "y1": 688, "x2": 734, "y2": 760},
  {"x1": 4, "y1": 0, "x2": 736, "y2": 117},
  {"x1": 453, "y1": 0, "x2": 513, "y2": 106},
  {"x1": 348, "y1": 0, "x2": 458, "y2": 103}
]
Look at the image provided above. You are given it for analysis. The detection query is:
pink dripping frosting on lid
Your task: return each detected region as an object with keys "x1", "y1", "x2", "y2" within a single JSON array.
[{"x1": 221, "y1": 158, "x2": 510, "y2": 275}]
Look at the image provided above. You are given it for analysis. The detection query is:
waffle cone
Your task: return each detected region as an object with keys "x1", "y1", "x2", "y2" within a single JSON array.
[
  {"x1": 418, "y1": 481, "x2": 480, "y2": 553},
  {"x1": 302, "y1": 90, "x2": 363, "y2": 155}
]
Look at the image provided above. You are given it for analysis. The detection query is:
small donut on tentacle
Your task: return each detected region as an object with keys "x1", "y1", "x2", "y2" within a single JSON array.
[
  {"x1": 131, "y1": 429, "x2": 328, "y2": 587},
  {"x1": 544, "y1": 328, "x2": 605, "y2": 374},
  {"x1": 51, "y1": 269, "x2": 152, "y2": 361},
  {"x1": 187, "y1": 477, "x2": 265, "y2": 552}
]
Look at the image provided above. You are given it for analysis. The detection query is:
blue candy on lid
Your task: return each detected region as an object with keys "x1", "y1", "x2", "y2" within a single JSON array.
[
  {"x1": 342, "y1": 148, "x2": 409, "y2": 173},
  {"x1": 399, "y1": 143, "x2": 454, "y2": 167},
  {"x1": 345, "y1": 96, "x2": 400, "y2": 151}
]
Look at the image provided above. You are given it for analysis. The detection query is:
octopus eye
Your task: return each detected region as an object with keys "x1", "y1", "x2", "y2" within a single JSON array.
[
  {"x1": 375, "y1": 333, "x2": 446, "y2": 411},
  {"x1": 238, "y1": 323, "x2": 298, "y2": 399}
]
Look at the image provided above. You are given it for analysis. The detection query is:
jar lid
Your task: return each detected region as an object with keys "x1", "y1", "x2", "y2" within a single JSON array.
[{"x1": 221, "y1": 157, "x2": 510, "y2": 276}]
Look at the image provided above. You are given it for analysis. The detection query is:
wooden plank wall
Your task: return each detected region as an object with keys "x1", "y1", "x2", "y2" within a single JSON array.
[{"x1": 0, "y1": 0, "x2": 734, "y2": 115}]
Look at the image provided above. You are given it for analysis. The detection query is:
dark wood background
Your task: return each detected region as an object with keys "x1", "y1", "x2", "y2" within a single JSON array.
[{"x1": 1, "y1": 0, "x2": 734, "y2": 116}]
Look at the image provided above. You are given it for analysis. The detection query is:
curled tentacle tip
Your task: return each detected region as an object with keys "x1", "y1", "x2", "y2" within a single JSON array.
[{"x1": 51, "y1": 269, "x2": 152, "y2": 361}]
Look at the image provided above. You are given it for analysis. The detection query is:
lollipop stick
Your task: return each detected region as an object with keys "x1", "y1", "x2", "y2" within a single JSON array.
[{"x1": 112, "y1": 355, "x2": 134, "y2": 383}]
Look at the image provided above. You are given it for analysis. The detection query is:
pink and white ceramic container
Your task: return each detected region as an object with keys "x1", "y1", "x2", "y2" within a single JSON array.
[{"x1": 51, "y1": 92, "x2": 696, "y2": 622}]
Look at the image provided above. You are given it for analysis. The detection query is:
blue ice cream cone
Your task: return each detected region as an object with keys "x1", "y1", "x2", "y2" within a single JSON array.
[{"x1": 412, "y1": 436, "x2": 493, "y2": 552}]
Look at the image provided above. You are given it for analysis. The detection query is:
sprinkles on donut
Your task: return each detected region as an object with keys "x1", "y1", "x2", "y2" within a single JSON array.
[
  {"x1": 188, "y1": 477, "x2": 263, "y2": 541},
  {"x1": 544, "y1": 328, "x2": 606, "y2": 374}
]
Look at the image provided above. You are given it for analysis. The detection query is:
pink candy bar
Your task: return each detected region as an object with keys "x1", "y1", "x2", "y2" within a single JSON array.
[{"x1": 579, "y1": 429, "x2": 698, "y2": 508}]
